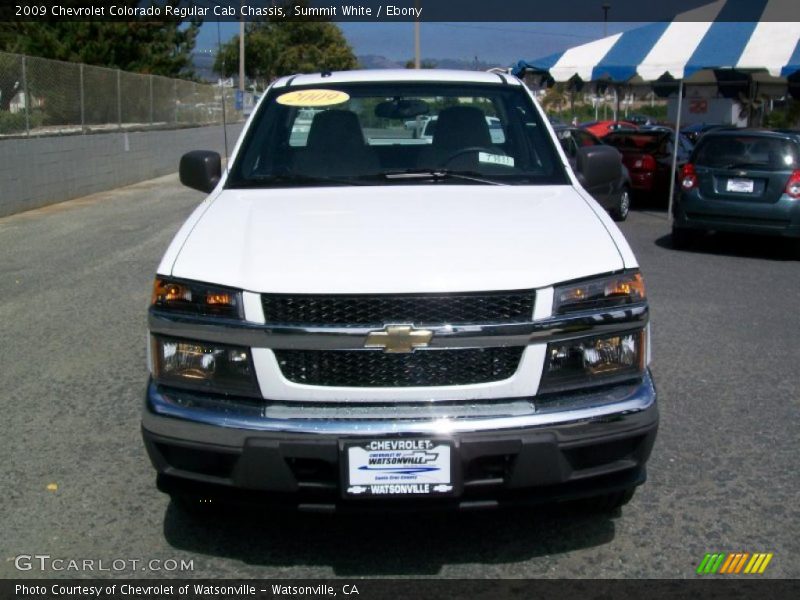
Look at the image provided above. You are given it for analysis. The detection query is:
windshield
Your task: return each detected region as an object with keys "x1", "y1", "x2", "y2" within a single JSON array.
[
  {"x1": 227, "y1": 82, "x2": 568, "y2": 187},
  {"x1": 604, "y1": 132, "x2": 671, "y2": 154},
  {"x1": 693, "y1": 135, "x2": 799, "y2": 171}
]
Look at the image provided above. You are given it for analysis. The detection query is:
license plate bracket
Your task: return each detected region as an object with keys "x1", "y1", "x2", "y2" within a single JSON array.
[{"x1": 341, "y1": 439, "x2": 457, "y2": 498}]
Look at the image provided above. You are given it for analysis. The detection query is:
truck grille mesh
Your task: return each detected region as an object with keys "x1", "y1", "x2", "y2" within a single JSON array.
[
  {"x1": 274, "y1": 347, "x2": 524, "y2": 387},
  {"x1": 261, "y1": 291, "x2": 535, "y2": 326}
]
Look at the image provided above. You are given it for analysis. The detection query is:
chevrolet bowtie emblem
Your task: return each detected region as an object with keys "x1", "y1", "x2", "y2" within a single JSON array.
[{"x1": 364, "y1": 325, "x2": 434, "y2": 353}]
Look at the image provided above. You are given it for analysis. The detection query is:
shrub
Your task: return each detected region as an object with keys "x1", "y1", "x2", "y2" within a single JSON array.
[{"x1": 0, "y1": 111, "x2": 27, "y2": 134}]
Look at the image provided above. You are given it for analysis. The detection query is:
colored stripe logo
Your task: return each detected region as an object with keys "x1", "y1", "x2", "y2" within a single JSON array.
[{"x1": 697, "y1": 552, "x2": 773, "y2": 574}]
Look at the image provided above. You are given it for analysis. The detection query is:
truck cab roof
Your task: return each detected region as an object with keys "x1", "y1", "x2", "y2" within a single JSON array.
[{"x1": 271, "y1": 69, "x2": 521, "y2": 89}]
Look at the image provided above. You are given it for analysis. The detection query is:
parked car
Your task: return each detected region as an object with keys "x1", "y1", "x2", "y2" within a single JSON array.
[
  {"x1": 603, "y1": 130, "x2": 694, "y2": 203},
  {"x1": 627, "y1": 114, "x2": 651, "y2": 126},
  {"x1": 554, "y1": 125, "x2": 632, "y2": 220},
  {"x1": 146, "y1": 69, "x2": 657, "y2": 513},
  {"x1": 581, "y1": 120, "x2": 638, "y2": 138},
  {"x1": 672, "y1": 129, "x2": 800, "y2": 248},
  {"x1": 680, "y1": 122, "x2": 732, "y2": 145},
  {"x1": 405, "y1": 115, "x2": 433, "y2": 136},
  {"x1": 638, "y1": 124, "x2": 673, "y2": 133}
]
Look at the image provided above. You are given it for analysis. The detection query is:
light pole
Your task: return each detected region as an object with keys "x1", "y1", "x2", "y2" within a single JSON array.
[
  {"x1": 239, "y1": 1, "x2": 245, "y2": 92},
  {"x1": 602, "y1": 3, "x2": 611, "y2": 37},
  {"x1": 414, "y1": 21, "x2": 420, "y2": 69},
  {"x1": 414, "y1": 1, "x2": 421, "y2": 69}
]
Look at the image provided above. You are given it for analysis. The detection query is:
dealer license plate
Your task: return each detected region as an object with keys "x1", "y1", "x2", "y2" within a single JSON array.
[
  {"x1": 726, "y1": 178, "x2": 754, "y2": 193},
  {"x1": 343, "y1": 439, "x2": 454, "y2": 498}
]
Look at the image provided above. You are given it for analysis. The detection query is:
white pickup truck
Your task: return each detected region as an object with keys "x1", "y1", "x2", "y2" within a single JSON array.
[{"x1": 143, "y1": 69, "x2": 657, "y2": 512}]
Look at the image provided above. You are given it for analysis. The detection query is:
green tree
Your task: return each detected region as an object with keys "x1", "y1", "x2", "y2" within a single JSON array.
[
  {"x1": 541, "y1": 84, "x2": 568, "y2": 115},
  {"x1": 0, "y1": 4, "x2": 199, "y2": 119},
  {"x1": 0, "y1": 52, "x2": 21, "y2": 113},
  {"x1": 214, "y1": 3, "x2": 357, "y2": 89},
  {"x1": 0, "y1": 1, "x2": 199, "y2": 89}
]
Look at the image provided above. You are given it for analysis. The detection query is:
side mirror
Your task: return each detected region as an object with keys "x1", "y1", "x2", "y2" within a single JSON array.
[
  {"x1": 575, "y1": 145, "x2": 621, "y2": 187},
  {"x1": 179, "y1": 150, "x2": 221, "y2": 193}
]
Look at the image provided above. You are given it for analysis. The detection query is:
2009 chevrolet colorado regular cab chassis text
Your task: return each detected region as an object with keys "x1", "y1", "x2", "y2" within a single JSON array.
[{"x1": 142, "y1": 69, "x2": 657, "y2": 512}]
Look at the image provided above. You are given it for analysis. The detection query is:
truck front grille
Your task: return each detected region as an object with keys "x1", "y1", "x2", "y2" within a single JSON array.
[
  {"x1": 274, "y1": 347, "x2": 524, "y2": 387},
  {"x1": 261, "y1": 291, "x2": 534, "y2": 326}
]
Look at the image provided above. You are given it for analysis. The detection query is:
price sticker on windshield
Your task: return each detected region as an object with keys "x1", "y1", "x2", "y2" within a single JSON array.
[{"x1": 276, "y1": 89, "x2": 350, "y2": 107}]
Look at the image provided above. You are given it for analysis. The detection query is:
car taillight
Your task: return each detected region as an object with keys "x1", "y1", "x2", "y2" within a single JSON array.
[
  {"x1": 632, "y1": 155, "x2": 656, "y2": 171},
  {"x1": 785, "y1": 170, "x2": 800, "y2": 199},
  {"x1": 681, "y1": 163, "x2": 698, "y2": 191}
]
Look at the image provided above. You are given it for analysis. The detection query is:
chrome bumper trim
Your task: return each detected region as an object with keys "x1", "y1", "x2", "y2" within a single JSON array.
[
  {"x1": 148, "y1": 304, "x2": 648, "y2": 350},
  {"x1": 143, "y1": 370, "x2": 656, "y2": 437}
]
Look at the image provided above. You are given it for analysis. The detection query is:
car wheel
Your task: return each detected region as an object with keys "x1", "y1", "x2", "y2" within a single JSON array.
[
  {"x1": 671, "y1": 225, "x2": 698, "y2": 249},
  {"x1": 611, "y1": 188, "x2": 630, "y2": 221}
]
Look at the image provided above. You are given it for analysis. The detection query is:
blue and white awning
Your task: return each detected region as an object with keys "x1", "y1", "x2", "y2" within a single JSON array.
[{"x1": 513, "y1": 0, "x2": 800, "y2": 83}]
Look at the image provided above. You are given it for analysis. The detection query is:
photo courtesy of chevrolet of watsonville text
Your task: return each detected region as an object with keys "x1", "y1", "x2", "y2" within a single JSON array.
[{"x1": 144, "y1": 69, "x2": 657, "y2": 512}]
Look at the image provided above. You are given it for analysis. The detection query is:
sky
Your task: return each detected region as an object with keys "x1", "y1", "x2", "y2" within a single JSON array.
[{"x1": 195, "y1": 21, "x2": 644, "y2": 68}]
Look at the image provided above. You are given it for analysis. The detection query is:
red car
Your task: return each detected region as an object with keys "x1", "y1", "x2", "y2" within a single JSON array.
[
  {"x1": 603, "y1": 130, "x2": 694, "y2": 202},
  {"x1": 581, "y1": 120, "x2": 638, "y2": 138}
]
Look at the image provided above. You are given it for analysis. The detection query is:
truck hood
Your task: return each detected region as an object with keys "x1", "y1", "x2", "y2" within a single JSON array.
[{"x1": 169, "y1": 185, "x2": 624, "y2": 294}]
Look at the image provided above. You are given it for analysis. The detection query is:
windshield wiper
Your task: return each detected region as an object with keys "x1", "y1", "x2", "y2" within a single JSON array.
[
  {"x1": 230, "y1": 172, "x2": 375, "y2": 187},
  {"x1": 381, "y1": 169, "x2": 508, "y2": 186}
]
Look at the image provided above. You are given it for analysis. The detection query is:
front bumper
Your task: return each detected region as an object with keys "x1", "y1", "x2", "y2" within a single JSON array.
[{"x1": 142, "y1": 371, "x2": 658, "y2": 511}]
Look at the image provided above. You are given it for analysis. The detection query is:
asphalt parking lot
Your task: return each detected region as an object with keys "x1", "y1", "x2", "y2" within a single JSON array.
[{"x1": 1, "y1": 176, "x2": 798, "y2": 579}]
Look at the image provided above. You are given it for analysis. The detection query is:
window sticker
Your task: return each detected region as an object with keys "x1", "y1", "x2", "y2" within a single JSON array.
[
  {"x1": 276, "y1": 89, "x2": 350, "y2": 107},
  {"x1": 478, "y1": 152, "x2": 515, "y2": 167}
]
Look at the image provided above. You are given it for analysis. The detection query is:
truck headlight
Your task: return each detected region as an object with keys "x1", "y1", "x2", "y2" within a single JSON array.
[
  {"x1": 151, "y1": 336, "x2": 259, "y2": 396},
  {"x1": 538, "y1": 330, "x2": 645, "y2": 393},
  {"x1": 553, "y1": 271, "x2": 645, "y2": 314},
  {"x1": 151, "y1": 277, "x2": 242, "y2": 319}
]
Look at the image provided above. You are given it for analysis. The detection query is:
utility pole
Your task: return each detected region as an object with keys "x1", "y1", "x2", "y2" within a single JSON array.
[
  {"x1": 239, "y1": 1, "x2": 245, "y2": 92},
  {"x1": 602, "y1": 3, "x2": 611, "y2": 37},
  {"x1": 414, "y1": 0, "x2": 421, "y2": 68},
  {"x1": 414, "y1": 26, "x2": 420, "y2": 68}
]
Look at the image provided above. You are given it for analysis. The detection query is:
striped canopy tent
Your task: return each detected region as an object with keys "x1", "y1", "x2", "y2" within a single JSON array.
[
  {"x1": 512, "y1": 0, "x2": 800, "y2": 90},
  {"x1": 511, "y1": 0, "x2": 800, "y2": 213}
]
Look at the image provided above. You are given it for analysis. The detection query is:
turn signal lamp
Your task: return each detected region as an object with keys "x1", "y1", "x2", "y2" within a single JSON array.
[
  {"x1": 554, "y1": 272, "x2": 646, "y2": 314},
  {"x1": 151, "y1": 277, "x2": 242, "y2": 318}
]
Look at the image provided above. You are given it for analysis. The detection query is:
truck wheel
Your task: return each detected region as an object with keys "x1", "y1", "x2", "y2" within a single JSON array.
[{"x1": 611, "y1": 188, "x2": 630, "y2": 222}]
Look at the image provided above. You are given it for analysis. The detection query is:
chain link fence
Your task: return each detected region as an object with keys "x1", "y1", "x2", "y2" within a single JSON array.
[{"x1": 0, "y1": 51, "x2": 248, "y2": 137}]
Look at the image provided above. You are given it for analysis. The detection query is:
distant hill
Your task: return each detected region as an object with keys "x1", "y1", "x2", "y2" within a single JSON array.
[
  {"x1": 357, "y1": 55, "x2": 403, "y2": 69},
  {"x1": 191, "y1": 52, "x2": 503, "y2": 83},
  {"x1": 358, "y1": 54, "x2": 497, "y2": 71},
  {"x1": 192, "y1": 51, "x2": 218, "y2": 82}
]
